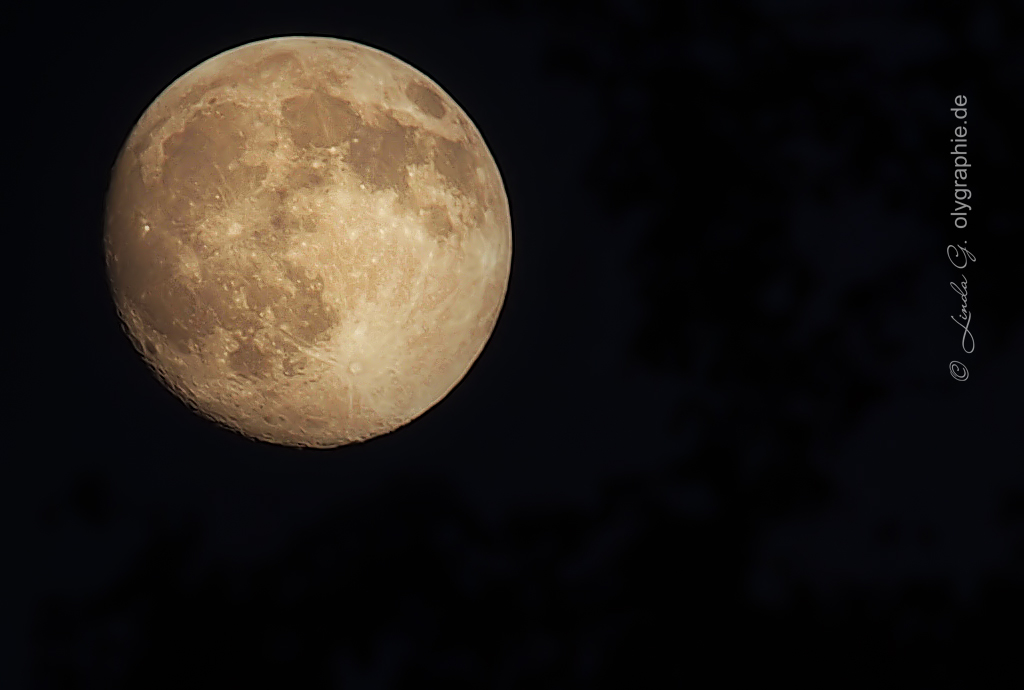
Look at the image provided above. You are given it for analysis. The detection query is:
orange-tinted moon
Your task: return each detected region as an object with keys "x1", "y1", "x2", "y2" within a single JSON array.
[{"x1": 104, "y1": 36, "x2": 512, "y2": 447}]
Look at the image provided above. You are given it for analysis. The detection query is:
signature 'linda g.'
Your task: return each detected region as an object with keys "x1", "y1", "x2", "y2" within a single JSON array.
[{"x1": 948, "y1": 244, "x2": 976, "y2": 354}]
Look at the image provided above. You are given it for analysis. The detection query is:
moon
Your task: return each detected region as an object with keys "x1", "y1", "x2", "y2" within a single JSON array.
[{"x1": 104, "y1": 37, "x2": 512, "y2": 448}]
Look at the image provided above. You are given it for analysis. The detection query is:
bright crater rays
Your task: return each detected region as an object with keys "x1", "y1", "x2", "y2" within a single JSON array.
[{"x1": 104, "y1": 37, "x2": 512, "y2": 448}]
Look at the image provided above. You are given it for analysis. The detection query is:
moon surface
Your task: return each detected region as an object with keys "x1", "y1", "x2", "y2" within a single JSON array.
[{"x1": 104, "y1": 37, "x2": 512, "y2": 448}]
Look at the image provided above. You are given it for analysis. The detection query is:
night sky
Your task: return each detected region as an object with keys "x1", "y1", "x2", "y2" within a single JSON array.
[{"x1": 8, "y1": 0, "x2": 1023, "y2": 686}]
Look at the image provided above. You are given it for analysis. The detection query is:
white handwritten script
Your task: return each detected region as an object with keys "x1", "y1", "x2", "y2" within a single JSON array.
[
  {"x1": 947, "y1": 244, "x2": 976, "y2": 381},
  {"x1": 948, "y1": 245, "x2": 976, "y2": 354}
]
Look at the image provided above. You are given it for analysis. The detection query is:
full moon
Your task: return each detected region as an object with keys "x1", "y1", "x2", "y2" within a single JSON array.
[{"x1": 104, "y1": 37, "x2": 512, "y2": 448}]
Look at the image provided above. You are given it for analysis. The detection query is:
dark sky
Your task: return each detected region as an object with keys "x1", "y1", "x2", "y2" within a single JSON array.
[{"x1": 7, "y1": 0, "x2": 1023, "y2": 687}]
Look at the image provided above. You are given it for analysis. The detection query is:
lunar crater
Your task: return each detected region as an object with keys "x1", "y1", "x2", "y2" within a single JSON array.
[{"x1": 106, "y1": 37, "x2": 511, "y2": 447}]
